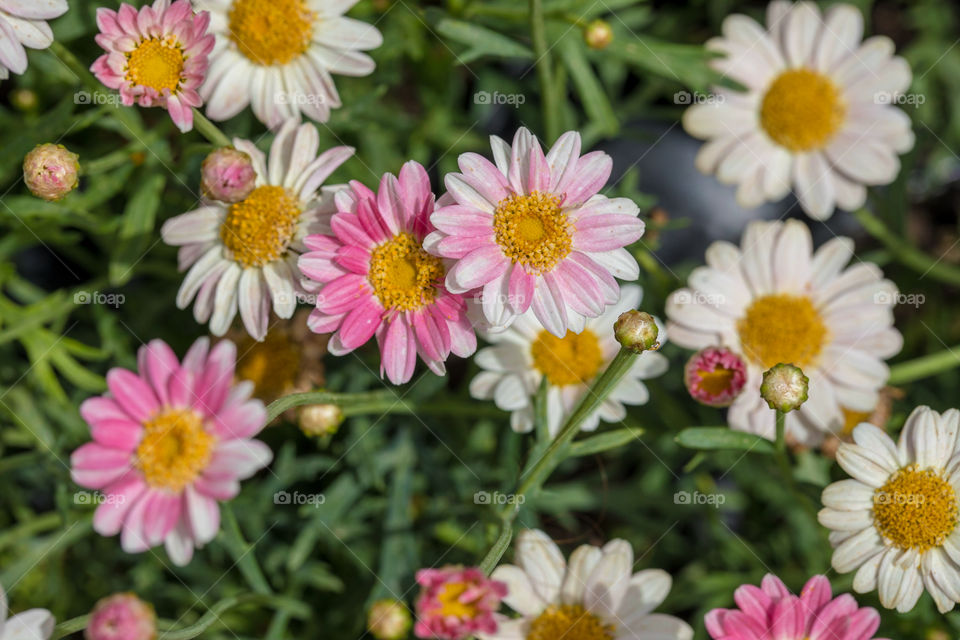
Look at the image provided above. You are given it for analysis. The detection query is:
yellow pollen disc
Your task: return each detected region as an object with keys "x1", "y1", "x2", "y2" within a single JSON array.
[
  {"x1": 873, "y1": 464, "x2": 958, "y2": 552},
  {"x1": 368, "y1": 232, "x2": 444, "y2": 312},
  {"x1": 236, "y1": 332, "x2": 302, "y2": 402},
  {"x1": 228, "y1": 0, "x2": 315, "y2": 66},
  {"x1": 841, "y1": 406, "x2": 873, "y2": 437},
  {"x1": 220, "y1": 185, "x2": 301, "y2": 268},
  {"x1": 530, "y1": 329, "x2": 604, "y2": 387},
  {"x1": 736, "y1": 294, "x2": 827, "y2": 370},
  {"x1": 493, "y1": 191, "x2": 572, "y2": 274},
  {"x1": 698, "y1": 367, "x2": 736, "y2": 396},
  {"x1": 526, "y1": 604, "x2": 615, "y2": 640},
  {"x1": 760, "y1": 69, "x2": 846, "y2": 152},
  {"x1": 136, "y1": 408, "x2": 215, "y2": 491},
  {"x1": 126, "y1": 38, "x2": 185, "y2": 93},
  {"x1": 435, "y1": 582, "x2": 479, "y2": 619}
]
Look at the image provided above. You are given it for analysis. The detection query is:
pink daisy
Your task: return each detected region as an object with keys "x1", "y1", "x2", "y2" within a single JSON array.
[
  {"x1": 706, "y1": 574, "x2": 889, "y2": 640},
  {"x1": 424, "y1": 127, "x2": 645, "y2": 337},
  {"x1": 70, "y1": 337, "x2": 272, "y2": 566},
  {"x1": 91, "y1": 0, "x2": 215, "y2": 132},
  {"x1": 413, "y1": 566, "x2": 506, "y2": 640},
  {"x1": 298, "y1": 160, "x2": 476, "y2": 385}
]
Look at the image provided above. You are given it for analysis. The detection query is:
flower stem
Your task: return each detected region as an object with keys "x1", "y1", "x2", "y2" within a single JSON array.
[
  {"x1": 529, "y1": 0, "x2": 560, "y2": 143},
  {"x1": 853, "y1": 208, "x2": 960, "y2": 287},
  {"x1": 192, "y1": 109, "x2": 231, "y2": 147},
  {"x1": 888, "y1": 345, "x2": 960, "y2": 385},
  {"x1": 774, "y1": 410, "x2": 786, "y2": 454}
]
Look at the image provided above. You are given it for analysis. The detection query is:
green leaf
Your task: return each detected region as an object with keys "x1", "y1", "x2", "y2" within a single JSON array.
[
  {"x1": 559, "y1": 37, "x2": 619, "y2": 136},
  {"x1": 675, "y1": 427, "x2": 775, "y2": 454},
  {"x1": 109, "y1": 172, "x2": 166, "y2": 285},
  {"x1": 569, "y1": 427, "x2": 643, "y2": 457},
  {"x1": 604, "y1": 36, "x2": 716, "y2": 90},
  {"x1": 433, "y1": 16, "x2": 534, "y2": 61}
]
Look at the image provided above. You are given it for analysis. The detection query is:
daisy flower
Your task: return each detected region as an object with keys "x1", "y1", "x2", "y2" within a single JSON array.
[
  {"x1": 195, "y1": 0, "x2": 383, "y2": 129},
  {"x1": 70, "y1": 337, "x2": 273, "y2": 566},
  {"x1": 0, "y1": 584, "x2": 54, "y2": 640},
  {"x1": 666, "y1": 219, "x2": 902, "y2": 446},
  {"x1": 91, "y1": 0, "x2": 215, "y2": 133},
  {"x1": 819, "y1": 406, "x2": 960, "y2": 613},
  {"x1": 161, "y1": 119, "x2": 353, "y2": 341},
  {"x1": 425, "y1": 127, "x2": 645, "y2": 337},
  {"x1": 484, "y1": 529, "x2": 692, "y2": 640},
  {"x1": 682, "y1": 1, "x2": 915, "y2": 219},
  {"x1": 470, "y1": 285, "x2": 667, "y2": 436},
  {"x1": 0, "y1": 0, "x2": 68, "y2": 82},
  {"x1": 298, "y1": 160, "x2": 476, "y2": 385},
  {"x1": 706, "y1": 574, "x2": 888, "y2": 640},
  {"x1": 413, "y1": 566, "x2": 506, "y2": 640}
]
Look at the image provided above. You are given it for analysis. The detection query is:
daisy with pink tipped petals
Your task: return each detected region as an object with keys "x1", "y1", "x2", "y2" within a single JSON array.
[
  {"x1": 414, "y1": 566, "x2": 506, "y2": 640},
  {"x1": 70, "y1": 337, "x2": 272, "y2": 566},
  {"x1": 0, "y1": 0, "x2": 68, "y2": 82},
  {"x1": 299, "y1": 161, "x2": 476, "y2": 385},
  {"x1": 425, "y1": 127, "x2": 645, "y2": 337},
  {"x1": 706, "y1": 574, "x2": 888, "y2": 640},
  {"x1": 91, "y1": 0, "x2": 215, "y2": 132}
]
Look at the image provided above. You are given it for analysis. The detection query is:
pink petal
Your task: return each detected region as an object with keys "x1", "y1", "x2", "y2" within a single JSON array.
[
  {"x1": 210, "y1": 399, "x2": 267, "y2": 440},
  {"x1": 185, "y1": 485, "x2": 220, "y2": 545},
  {"x1": 205, "y1": 439, "x2": 273, "y2": 479},
  {"x1": 380, "y1": 318, "x2": 416, "y2": 384},
  {"x1": 141, "y1": 491, "x2": 183, "y2": 547},
  {"x1": 447, "y1": 245, "x2": 510, "y2": 292},
  {"x1": 138, "y1": 339, "x2": 180, "y2": 406},
  {"x1": 107, "y1": 369, "x2": 159, "y2": 423},
  {"x1": 71, "y1": 443, "x2": 132, "y2": 489},
  {"x1": 336, "y1": 297, "x2": 382, "y2": 350},
  {"x1": 573, "y1": 214, "x2": 645, "y2": 251},
  {"x1": 93, "y1": 473, "x2": 147, "y2": 536},
  {"x1": 563, "y1": 151, "x2": 612, "y2": 206}
]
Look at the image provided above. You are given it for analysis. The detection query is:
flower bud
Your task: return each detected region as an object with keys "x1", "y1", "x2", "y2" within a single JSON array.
[
  {"x1": 367, "y1": 599, "x2": 412, "y2": 640},
  {"x1": 414, "y1": 566, "x2": 506, "y2": 639},
  {"x1": 614, "y1": 310, "x2": 659, "y2": 353},
  {"x1": 85, "y1": 593, "x2": 156, "y2": 640},
  {"x1": 760, "y1": 363, "x2": 809, "y2": 412},
  {"x1": 23, "y1": 143, "x2": 79, "y2": 201},
  {"x1": 684, "y1": 347, "x2": 747, "y2": 408},
  {"x1": 201, "y1": 147, "x2": 256, "y2": 203},
  {"x1": 299, "y1": 403, "x2": 344, "y2": 436},
  {"x1": 11, "y1": 88, "x2": 38, "y2": 111},
  {"x1": 584, "y1": 19, "x2": 613, "y2": 50}
]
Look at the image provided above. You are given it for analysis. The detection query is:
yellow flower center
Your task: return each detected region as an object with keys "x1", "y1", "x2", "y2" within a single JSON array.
[
  {"x1": 873, "y1": 465, "x2": 958, "y2": 552},
  {"x1": 698, "y1": 367, "x2": 736, "y2": 396},
  {"x1": 236, "y1": 332, "x2": 302, "y2": 403},
  {"x1": 220, "y1": 185, "x2": 301, "y2": 268},
  {"x1": 736, "y1": 294, "x2": 827, "y2": 370},
  {"x1": 841, "y1": 407, "x2": 873, "y2": 437},
  {"x1": 493, "y1": 191, "x2": 572, "y2": 274},
  {"x1": 527, "y1": 605, "x2": 615, "y2": 640},
  {"x1": 368, "y1": 232, "x2": 444, "y2": 312},
  {"x1": 435, "y1": 582, "x2": 478, "y2": 619},
  {"x1": 760, "y1": 69, "x2": 846, "y2": 152},
  {"x1": 530, "y1": 329, "x2": 604, "y2": 387},
  {"x1": 126, "y1": 38, "x2": 184, "y2": 93},
  {"x1": 228, "y1": 0, "x2": 315, "y2": 66},
  {"x1": 136, "y1": 408, "x2": 215, "y2": 491}
]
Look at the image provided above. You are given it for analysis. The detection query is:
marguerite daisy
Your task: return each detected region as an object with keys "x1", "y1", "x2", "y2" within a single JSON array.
[
  {"x1": 91, "y1": 0, "x2": 215, "y2": 133},
  {"x1": 469, "y1": 285, "x2": 667, "y2": 437},
  {"x1": 0, "y1": 583, "x2": 54, "y2": 640},
  {"x1": 819, "y1": 406, "x2": 960, "y2": 613},
  {"x1": 299, "y1": 161, "x2": 476, "y2": 385},
  {"x1": 682, "y1": 1, "x2": 915, "y2": 219},
  {"x1": 425, "y1": 127, "x2": 645, "y2": 337},
  {"x1": 195, "y1": 0, "x2": 382, "y2": 129},
  {"x1": 666, "y1": 219, "x2": 901, "y2": 446},
  {"x1": 0, "y1": 0, "x2": 68, "y2": 82},
  {"x1": 161, "y1": 119, "x2": 353, "y2": 341},
  {"x1": 484, "y1": 529, "x2": 692, "y2": 640}
]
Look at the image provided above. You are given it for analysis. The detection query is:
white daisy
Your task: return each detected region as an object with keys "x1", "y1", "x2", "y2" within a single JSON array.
[
  {"x1": 666, "y1": 219, "x2": 902, "y2": 446},
  {"x1": 483, "y1": 529, "x2": 693, "y2": 640},
  {"x1": 160, "y1": 119, "x2": 353, "y2": 341},
  {"x1": 819, "y1": 406, "x2": 960, "y2": 613},
  {"x1": 469, "y1": 285, "x2": 668, "y2": 437},
  {"x1": 682, "y1": 1, "x2": 915, "y2": 219},
  {"x1": 195, "y1": 0, "x2": 382, "y2": 129},
  {"x1": 0, "y1": 0, "x2": 68, "y2": 82},
  {"x1": 0, "y1": 584, "x2": 54, "y2": 640}
]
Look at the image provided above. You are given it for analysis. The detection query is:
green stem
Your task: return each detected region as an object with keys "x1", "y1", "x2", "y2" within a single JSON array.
[
  {"x1": 771, "y1": 410, "x2": 819, "y2": 520},
  {"x1": 529, "y1": 0, "x2": 560, "y2": 143},
  {"x1": 266, "y1": 389, "x2": 397, "y2": 422},
  {"x1": 854, "y1": 208, "x2": 960, "y2": 287},
  {"x1": 221, "y1": 506, "x2": 272, "y2": 595},
  {"x1": 774, "y1": 410, "x2": 786, "y2": 454},
  {"x1": 192, "y1": 109, "x2": 231, "y2": 147},
  {"x1": 888, "y1": 345, "x2": 960, "y2": 385}
]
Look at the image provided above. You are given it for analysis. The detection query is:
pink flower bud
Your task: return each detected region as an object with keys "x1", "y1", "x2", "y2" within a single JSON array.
[
  {"x1": 201, "y1": 147, "x2": 256, "y2": 203},
  {"x1": 85, "y1": 593, "x2": 156, "y2": 640},
  {"x1": 23, "y1": 143, "x2": 79, "y2": 201},
  {"x1": 684, "y1": 347, "x2": 748, "y2": 407},
  {"x1": 414, "y1": 566, "x2": 506, "y2": 640}
]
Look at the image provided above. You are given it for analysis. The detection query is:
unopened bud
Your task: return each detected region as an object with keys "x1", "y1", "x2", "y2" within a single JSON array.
[
  {"x1": 584, "y1": 19, "x2": 613, "y2": 50},
  {"x1": 760, "y1": 363, "x2": 809, "y2": 412},
  {"x1": 201, "y1": 147, "x2": 256, "y2": 203},
  {"x1": 299, "y1": 403, "x2": 344, "y2": 436},
  {"x1": 11, "y1": 88, "x2": 38, "y2": 111},
  {"x1": 614, "y1": 310, "x2": 659, "y2": 353},
  {"x1": 367, "y1": 599, "x2": 411, "y2": 640},
  {"x1": 684, "y1": 347, "x2": 747, "y2": 408},
  {"x1": 85, "y1": 593, "x2": 156, "y2": 640},
  {"x1": 24, "y1": 143, "x2": 79, "y2": 201}
]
